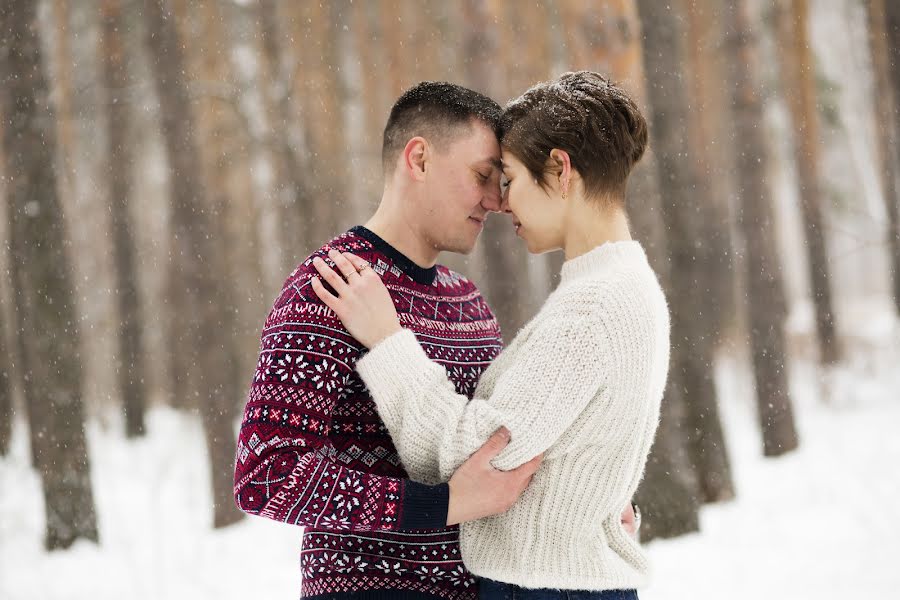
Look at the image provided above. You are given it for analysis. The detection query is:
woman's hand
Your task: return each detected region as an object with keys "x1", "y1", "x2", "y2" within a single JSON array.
[{"x1": 310, "y1": 249, "x2": 402, "y2": 349}]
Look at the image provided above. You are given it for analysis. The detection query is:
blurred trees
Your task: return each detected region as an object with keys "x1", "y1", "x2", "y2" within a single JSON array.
[
  {"x1": 776, "y1": 0, "x2": 841, "y2": 366},
  {"x1": 868, "y1": 0, "x2": 900, "y2": 316},
  {"x1": 0, "y1": 0, "x2": 99, "y2": 549},
  {"x1": 637, "y1": 0, "x2": 735, "y2": 503},
  {"x1": 725, "y1": 0, "x2": 798, "y2": 457},
  {"x1": 101, "y1": 0, "x2": 147, "y2": 438},
  {"x1": 142, "y1": 0, "x2": 242, "y2": 528},
  {"x1": 0, "y1": 299, "x2": 10, "y2": 456}
]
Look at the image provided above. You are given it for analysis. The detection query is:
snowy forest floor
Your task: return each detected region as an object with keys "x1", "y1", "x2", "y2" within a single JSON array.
[{"x1": 2, "y1": 313, "x2": 899, "y2": 600}]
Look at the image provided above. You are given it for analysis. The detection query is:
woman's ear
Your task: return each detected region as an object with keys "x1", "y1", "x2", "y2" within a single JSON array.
[
  {"x1": 403, "y1": 137, "x2": 429, "y2": 182},
  {"x1": 549, "y1": 148, "x2": 572, "y2": 198}
]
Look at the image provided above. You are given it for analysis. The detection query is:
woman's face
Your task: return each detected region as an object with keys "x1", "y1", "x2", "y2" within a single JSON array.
[{"x1": 500, "y1": 151, "x2": 566, "y2": 254}]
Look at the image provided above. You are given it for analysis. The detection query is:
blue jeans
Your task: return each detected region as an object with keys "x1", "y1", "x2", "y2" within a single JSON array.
[{"x1": 478, "y1": 578, "x2": 639, "y2": 600}]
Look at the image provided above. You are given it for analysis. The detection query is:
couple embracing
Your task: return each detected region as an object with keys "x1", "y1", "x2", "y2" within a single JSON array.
[{"x1": 234, "y1": 71, "x2": 670, "y2": 600}]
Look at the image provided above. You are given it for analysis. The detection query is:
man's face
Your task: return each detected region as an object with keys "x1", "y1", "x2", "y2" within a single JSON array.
[{"x1": 419, "y1": 121, "x2": 503, "y2": 254}]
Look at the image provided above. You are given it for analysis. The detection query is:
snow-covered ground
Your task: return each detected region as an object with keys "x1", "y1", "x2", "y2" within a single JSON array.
[{"x1": 2, "y1": 316, "x2": 899, "y2": 600}]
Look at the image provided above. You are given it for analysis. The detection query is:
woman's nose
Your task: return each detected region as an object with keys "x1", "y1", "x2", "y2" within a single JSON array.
[{"x1": 499, "y1": 190, "x2": 510, "y2": 213}]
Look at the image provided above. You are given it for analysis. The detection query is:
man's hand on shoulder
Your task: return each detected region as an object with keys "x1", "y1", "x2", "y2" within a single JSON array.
[{"x1": 445, "y1": 427, "x2": 542, "y2": 526}]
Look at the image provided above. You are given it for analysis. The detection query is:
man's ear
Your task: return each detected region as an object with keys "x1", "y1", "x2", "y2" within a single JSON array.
[
  {"x1": 549, "y1": 148, "x2": 572, "y2": 196},
  {"x1": 403, "y1": 137, "x2": 429, "y2": 182}
]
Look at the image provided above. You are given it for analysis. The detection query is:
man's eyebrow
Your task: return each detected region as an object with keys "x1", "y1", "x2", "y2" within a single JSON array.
[{"x1": 475, "y1": 157, "x2": 502, "y2": 170}]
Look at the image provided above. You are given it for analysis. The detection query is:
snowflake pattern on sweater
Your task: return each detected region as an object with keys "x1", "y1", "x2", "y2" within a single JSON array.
[{"x1": 234, "y1": 226, "x2": 502, "y2": 599}]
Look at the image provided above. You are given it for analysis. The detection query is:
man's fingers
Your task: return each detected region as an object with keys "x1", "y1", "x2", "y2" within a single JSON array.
[
  {"x1": 313, "y1": 256, "x2": 350, "y2": 295},
  {"x1": 474, "y1": 427, "x2": 511, "y2": 459},
  {"x1": 328, "y1": 248, "x2": 359, "y2": 280},
  {"x1": 515, "y1": 452, "x2": 543, "y2": 477}
]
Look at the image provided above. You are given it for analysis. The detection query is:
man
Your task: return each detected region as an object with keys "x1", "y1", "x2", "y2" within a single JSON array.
[
  {"x1": 234, "y1": 82, "x2": 539, "y2": 600},
  {"x1": 233, "y1": 81, "x2": 637, "y2": 599}
]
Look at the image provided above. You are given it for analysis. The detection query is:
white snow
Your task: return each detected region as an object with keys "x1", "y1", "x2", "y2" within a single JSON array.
[{"x1": 2, "y1": 314, "x2": 899, "y2": 600}]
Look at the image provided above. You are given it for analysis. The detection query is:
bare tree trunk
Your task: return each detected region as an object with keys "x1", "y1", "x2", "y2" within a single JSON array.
[
  {"x1": 254, "y1": 0, "x2": 309, "y2": 284},
  {"x1": 0, "y1": 128, "x2": 10, "y2": 457},
  {"x1": 190, "y1": 0, "x2": 265, "y2": 427},
  {"x1": 0, "y1": 0, "x2": 99, "y2": 548},
  {"x1": 776, "y1": 0, "x2": 840, "y2": 365},
  {"x1": 682, "y1": 0, "x2": 736, "y2": 347},
  {"x1": 726, "y1": 0, "x2": 800, "y2": 457},
  {"x1": 143, "y1": 0, "x2": 242, "y2": 528},
  {"x1": 636, "y1": 0, "x2": 735, "y2": 503},
  {"x1": 0, "y1": 296, "x2": 10, "y2": 456},
  {"x1": 101, "y1": 0, "x2": 146, "y2": 437},
  {"x1": 869, "y1": 0, "x2": 900, "y2": 316},
  {"x1": 292, "y1": 1, "x2": 348, "y2": 245}
]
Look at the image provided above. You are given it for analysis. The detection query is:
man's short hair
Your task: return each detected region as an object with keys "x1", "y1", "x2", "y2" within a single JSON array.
[
  {"x1": 382, "y1": 82, "x2": 502, "y2": 173},
  {"x1": 501, "y1": 71, "x2": 648, "y2": 201}
]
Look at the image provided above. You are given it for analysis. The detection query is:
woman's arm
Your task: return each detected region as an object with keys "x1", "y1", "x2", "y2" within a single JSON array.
[
  {"x1": 356, "y1": 311, "x2": 607, "y2": 481},
  {"x1": 309, "y1": 249, "x2": 609, "y2": 480}
]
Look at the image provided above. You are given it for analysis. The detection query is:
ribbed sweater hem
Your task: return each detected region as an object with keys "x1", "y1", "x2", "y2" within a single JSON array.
[
  {"x1": 465, "y1": 565, "x2": 649, "y2": 592},
  {"x1": 304, "y1": 591, "x2": 453, "y2": 600}
]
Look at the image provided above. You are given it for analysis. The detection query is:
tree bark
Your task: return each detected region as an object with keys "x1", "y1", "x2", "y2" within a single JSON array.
[
  {"x1": 0, "y1": 0, "x2": 99, "y2": 549},
  {"x1": 726, "y1": 0, "x2": 800, "y2": 457},
  {"x1": 254, "y1": 0, "x2": 310, "y2": 286},
  {"x1": 101, "y1": 0, "x2": 147, "y2": 437},
  {"x1": 776, "y1": 0, "x2": 841, "y2": 365},
  {"x1": 869, "y1": 0, "x2": 900, "y2": 316},
  {"x1": 143, "y1": 0, "x2": 242, "y2": 528},
  {"x1": 682, "y1": 0, "x2": 736, "y2": 347},
  {"x1": 290, "y1": 1, "x2": 348, "y2": 246},
  {"x1": 191, "y1": 0, "x2": 266, "y2": 430},
  {"x1": 0, "y1": 293, "x2": 11, "y2": 456},
  {"x1": 636, "y1": 0, "x2": 735, "y2": 503}
]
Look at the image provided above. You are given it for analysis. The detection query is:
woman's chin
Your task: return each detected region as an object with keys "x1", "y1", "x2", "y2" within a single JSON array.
[{"x1": 519, "y1": 234, "x2": 543, "y2": 254}]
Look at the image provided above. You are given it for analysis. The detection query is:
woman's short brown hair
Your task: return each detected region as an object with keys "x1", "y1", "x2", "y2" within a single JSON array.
[{"x1": 500, "y1": 71, "x2": 648, "y2": 201}]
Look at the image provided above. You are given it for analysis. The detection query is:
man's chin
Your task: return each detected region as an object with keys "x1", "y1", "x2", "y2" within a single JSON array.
[{"x1": 442, "y1": 237, "x2": 479, "y2": 256}]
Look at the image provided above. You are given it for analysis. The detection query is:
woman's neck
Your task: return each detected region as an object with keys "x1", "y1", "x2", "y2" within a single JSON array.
[{"x1": 562, "y1": 200, "x2": 633, "y2": 261}]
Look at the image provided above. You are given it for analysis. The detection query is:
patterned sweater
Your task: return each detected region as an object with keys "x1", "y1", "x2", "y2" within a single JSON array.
[
  {"x1": 356, "y1": 241, "x2": 670, "y2": 591},
  {"x1": 233, "y1": 226, "x2": 502, "y2": 599}
]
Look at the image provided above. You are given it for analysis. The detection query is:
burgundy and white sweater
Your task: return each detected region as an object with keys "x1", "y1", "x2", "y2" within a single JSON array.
[{"x1": 233, "y1": 226, "x2": 502, "y2": 599}]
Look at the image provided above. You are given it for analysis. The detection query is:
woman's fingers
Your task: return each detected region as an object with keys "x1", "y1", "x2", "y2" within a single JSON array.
[
  {"x1": 328, "y1": 248, "x2": 359, "y2": 280},
  {"x1": 310, "y1": 275, "x2": 340, "y2": 311},
  {"x1": 342, "y1": 252, "x2": 370, "y2": 273},
  {"x1": 312, "y1": 256, "x2": 349, "y2": 295}
]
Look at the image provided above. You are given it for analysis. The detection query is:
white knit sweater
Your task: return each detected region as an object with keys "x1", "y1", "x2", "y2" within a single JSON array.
[{"x1": 356, "y1": 241, "x2": 670, "y2": 591}]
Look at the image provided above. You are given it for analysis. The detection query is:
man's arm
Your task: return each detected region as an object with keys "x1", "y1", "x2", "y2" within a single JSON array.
[
  {"x1": 233, "y1": 277, "x2": 536, "y2": 530},
  {"x1": 233, "y1": 281, "x2": 447, "y2": 531}
]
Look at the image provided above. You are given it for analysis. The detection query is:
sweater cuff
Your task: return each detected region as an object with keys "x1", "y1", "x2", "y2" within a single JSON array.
[{"x1": 397, "y1": 480, "x2": 449, "y2": 530}]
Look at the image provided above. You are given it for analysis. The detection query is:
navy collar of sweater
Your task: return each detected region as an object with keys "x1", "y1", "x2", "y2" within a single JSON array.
[{"x1": 350, "y1": 226, "x2": 438, "y2": 286}]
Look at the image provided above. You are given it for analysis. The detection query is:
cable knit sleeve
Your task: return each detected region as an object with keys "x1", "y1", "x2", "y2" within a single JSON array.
[{"x1": 356, "y1": 304, "x2": 609, "y2": 480}]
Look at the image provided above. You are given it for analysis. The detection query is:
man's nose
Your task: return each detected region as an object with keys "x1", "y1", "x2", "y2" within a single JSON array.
[{"x1": 481, "y1": 186, "x2": 503, "y2": 213}]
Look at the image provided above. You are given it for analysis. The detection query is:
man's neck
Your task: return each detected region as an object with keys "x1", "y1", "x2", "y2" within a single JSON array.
[{"x1": 363, "y1": 204, "x2": 441, "y2": 269}]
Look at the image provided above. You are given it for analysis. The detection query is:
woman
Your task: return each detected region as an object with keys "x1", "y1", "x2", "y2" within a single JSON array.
[{"x1": 311, "y1": 71, "x2": 669, "y2": 600}]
